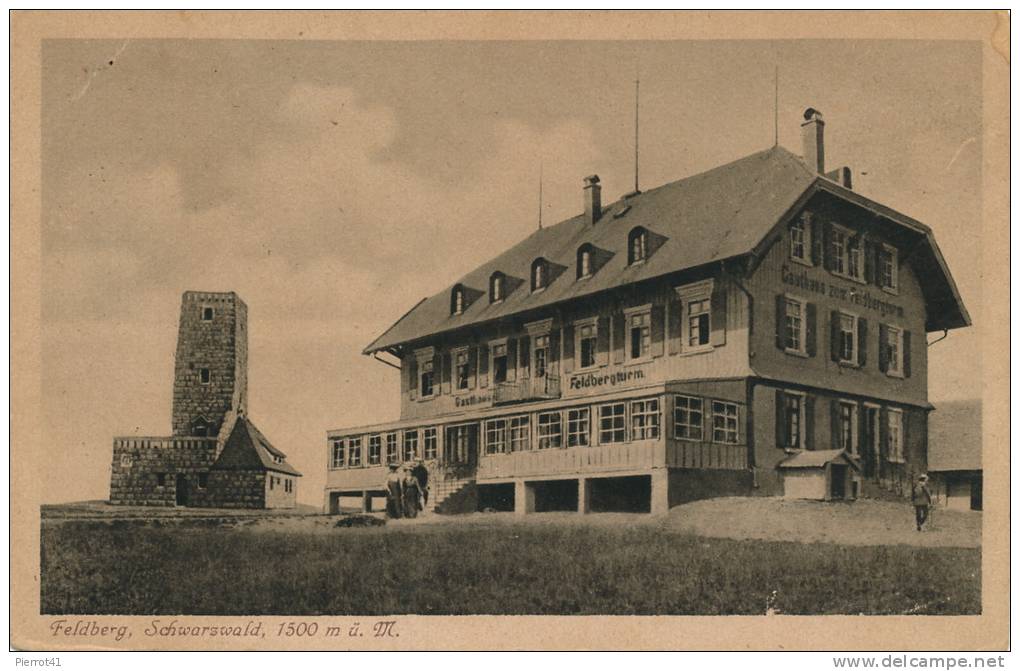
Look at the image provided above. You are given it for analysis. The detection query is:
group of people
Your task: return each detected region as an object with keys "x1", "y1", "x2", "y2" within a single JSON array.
[{"x1": 385, "y1": 460, "x2": 430, "y2": 519}]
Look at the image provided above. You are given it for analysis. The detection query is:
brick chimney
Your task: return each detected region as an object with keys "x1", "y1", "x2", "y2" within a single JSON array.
[
  {"x1": 801, "y1": 108, "x2": 825, "y2": 174},
  {"x1": 583, "y1": 175, "x2": 602, "y2": 225}
]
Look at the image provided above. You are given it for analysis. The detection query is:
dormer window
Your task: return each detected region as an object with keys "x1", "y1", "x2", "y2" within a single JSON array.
[
  {"x1": 451, "y1": 285, "x2": 466, "y2": 315},
  {"x1": 577, "y1": 244, "x2": 594, "y2": 279},
  {"x1": 628, "y1": 227, "x2": 648, "y2": 265},
  {"x1": 490, "y1": 272, "x2": 505, "y2": 303},
  {"x1": 531, "y1": 258, "x2": 548, "y2": 292}
]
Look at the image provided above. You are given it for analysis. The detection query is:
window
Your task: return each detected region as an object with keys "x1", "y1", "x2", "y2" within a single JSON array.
[
  {"x1": 628, "y1": 309, "x2": 651, "y2": 360},
  {"x1": 628, "y1": 227, "x2": 648, "y2": 264},
  {"x1": 780, "y1": 392, "x2": 804, "y2": 449},
  {"x1": 784, "y1": 297, "x2": 806, "y2": 354},
  {"x1": 198, "y1": 472, "x2": 208, "y2": 488},
  {"x1": 599, "y1": 402, "x2": 626, "y2": 444},
  {"x1": 537, "y1": 411, "x2": 562, "y2": 449},
  {"x1": 839, "y1": 402, "x2": 858, "y2": 455},
  {"x1": 879, "y1": 244, "x2": 898, "y2": 292},
  {"x1": 420, "y1": 359, "x2": 435, "y2": 397},
  {"x1": 490, "y1": 272, "x2": 505, "y2": 303},
  {"x1": 532, "y1": 258, "x2": 547, "y2": 292},
  {"x1": 712, "y1": 401, "x2": 739, "y2": 444},
  {"x1": 630, "y1": 398, "x2": 660, "y2": 440},
  {"x1": 452, "y1": 286, "x2": 465, "y2": 315},
  {"x1": 847, "y1": 236, "x2": 862, "y2": 281},
  {"x1": 120, "y1": 454, "x2": 133, "y2": 468},
  {"x1": 790, "y1": 214, "x2": 810, "y2": 263},
  {"x1": 386, "y1": 433, "x2": 398, "y2": 464},
  {"x1": 157, "y1": 473, "x2": 166, "y2": 487},
  {"x1": 455, "y1": 349, "x2": 471, "y2": 390},
  {"x1": 577, "y1": 321, "x2": 598, "y2": 369},
  {"x1": 533, "y1": 334, "x2": 549, "y2": 377},
  {"x1": 674, "y1": 395, "x2": 704, "y2": 441},
  {"x1": 199, "y1": 368, "x2": 211, "y2": 384},
  {"x1": 567, "y1": 408, "x2": 590, "y2": 447},
  {"x1": 492, "y1": 342, "x2": 508, "y2": 384},
  {"x1": 887, "y1": 408, "x2": 904, "y2": 462},
  {"x1": 485, "y1": 418, "x2": 508, "y2": 455},
  {"x1": 269, "y1": 476, "x2": 275, "y2": 490},
  {"x1": 284, "y1": 479, "x2": 292, "y2": 493},
  {"x1": 192, "y1": 417, "x2": 211, "y2": 437},
  {"x1": 688, "y1": 299, "x2": 710, "y2": 347},
  {"x1": 331, "y1": 440, "x2": 345, "y2": 469},
  {"x1": 348, "y1": 437, "x2": 362, "y2": 467},
  {"x1": 836, "y1": 313, "x2": 859, "y2": 365},
  {"x1": 830, "y1": 226, "x2": 847, "y2": 275},
  {"x1": 577, "y1": 245, "x2": 593, "y2": 278},
  {"x1": 402, "y1": 430, "x2": 418, "y2": 462},
  {"x1": 677, "y1": 280, "x2": 715, "y2": 351},
  {"x1": 202, "y1": 306, "x2": 214, "y2": 321},
  {"x1": 368, "y1": 435, "x2": 382, "y2": 465},
  {"x1": 509, "y1": 416, "x2": 530, "y2": 452},
  {"x1": 885, "y1": 325, "x2": 904, "y2": 376},
  {"x1": 423, "y1": 427, "x2": 438, "y2": 460}
]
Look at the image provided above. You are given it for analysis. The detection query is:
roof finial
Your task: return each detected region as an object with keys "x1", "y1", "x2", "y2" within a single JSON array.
[{"x1": 773, "y1": 64, "x2": 779, "y2": 147}]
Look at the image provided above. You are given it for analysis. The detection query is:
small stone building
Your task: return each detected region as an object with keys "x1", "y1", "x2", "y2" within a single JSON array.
[{"x1": 109, "y1": 291, "x2": 301, "y2": 508}]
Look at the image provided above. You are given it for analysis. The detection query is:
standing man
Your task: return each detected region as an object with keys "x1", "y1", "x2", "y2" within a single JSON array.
[
  {"x1": 411, "y1": 458, "x2": 430, "y2": 511},
  {"x1": 402, "y1": 467, "x2": 422, "y2": 519},
  {"x1": 911, "y1": 473, "x2": 933, "y2": 531},
  {"x1": 385, "y1": 464, "x2": 403, "y2": 519}
]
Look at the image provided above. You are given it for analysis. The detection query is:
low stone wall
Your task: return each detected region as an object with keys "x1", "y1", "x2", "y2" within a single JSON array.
[
  {"x1": 206, "y1": 470, "x2": 266, "y2": 508},
  {"x1": 109, "y1": 437, "x2": 218, "y2": 506}
]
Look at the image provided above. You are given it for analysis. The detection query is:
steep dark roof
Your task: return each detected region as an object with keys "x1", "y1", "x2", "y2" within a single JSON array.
[
  {"x1": 364, "y1": 145, "x2": 969, "y2": 353},
  {"x1": 212, "y1": 416, "x2": 302, "y2": 476},
  {"x1": 928, "y1": 398, "x2": 982, "y2": 472}
]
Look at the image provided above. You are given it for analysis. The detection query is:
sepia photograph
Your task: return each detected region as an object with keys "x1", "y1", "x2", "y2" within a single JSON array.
[{"x1": 10, "y1": 10, "x2": 1009, "y2": 652}]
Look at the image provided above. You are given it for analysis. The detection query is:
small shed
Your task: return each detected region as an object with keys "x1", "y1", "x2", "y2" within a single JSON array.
[
  {"x1": 778, "y1": 450, "x2": 861, "y2": 501},
  {"x1": 928, "y1": 399, "x2": 982, "y2": 511}
]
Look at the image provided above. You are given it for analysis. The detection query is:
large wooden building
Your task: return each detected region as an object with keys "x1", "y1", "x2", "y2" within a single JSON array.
[{"x1": 324, "y1": 109, "x2": 969, "y2": 515}]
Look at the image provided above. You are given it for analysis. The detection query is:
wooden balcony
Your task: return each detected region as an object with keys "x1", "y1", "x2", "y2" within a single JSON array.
[
  {"x1": 477, "y1": 440, "x2": 664, "y2": 481},
  {"x1": 493, "y1": 375, "x2": 561, "y2": 405}
]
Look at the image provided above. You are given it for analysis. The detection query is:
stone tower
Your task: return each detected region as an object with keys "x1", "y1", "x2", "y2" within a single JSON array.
[{"x1": 171, "y1": 291, "x2": 248, "y2": 444}]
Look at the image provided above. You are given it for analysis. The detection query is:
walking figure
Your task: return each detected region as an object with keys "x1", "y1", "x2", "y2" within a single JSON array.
[
  {"x1": 911, "y1": 473, "x2": 933, "y2": 531},
  {"x1": 385, "y1": 464, "x2": 403, "y2": 519},
  {"x1": 402, "y1": 467, "x2": 423, "y2": 519}
]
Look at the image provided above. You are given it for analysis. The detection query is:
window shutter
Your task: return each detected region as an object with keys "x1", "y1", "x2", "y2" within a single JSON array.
[
  {"x1": 467, "y1": 346, "x2": 477, "y2": 390},
  {"x1": 612, "y1": 313, "x2": 626, "y2": 364},
  {"x1": 506, "y1": 339, "x2": 518, "y2": 382},
  {"x1": 668, "y1": 296, "x2": 683, "y2": 355},
  {"x1": 804, "y1": 395, "x2": 815, "y2": 450},
  {"x1": 806, "y1": 302, "x2": 817, "y2": 357},
  {"x1": 478, "y1": 344, "x2": 489, "y2": 388},
  {"x1": 878, "y1": 324, "x2": 889, "y2": 373},
  {"x1": 651, "y1": 304, "x2": 666, "y2": 357},
  {"x1": 859, "y1": 407, "x2": 872, "y2": 477},
  {"x1": 547, "y1": 330, "x2": 559, "y2": 375},
  {"x1": 810, "y1": 217, "x2": 823, "y2": 266},
  {"x1": 863, "y1": 240, "x2": 876, "y2": 284},
  {"x1": 440, "y1": 352, "x2": 451, "y2": 395},
  {"x1": 775, "y1": 294, "x2": 787, "y2": 350},
  {"x1": 408, "y1": 358, "x2": 418, "y2": 400},
  {"x1": 519, "y1": 335, "x2": 531, "y2": 378},
  {"x1": 829, "y1": 310, "x2": 841, "y2": 362},
  {"x1": 830, "y1": 400, "x2": 841, "y2": 451},
  {"x1": 710, "y1": 283, "x2": 727, "y2": 347},
  {"x1": 775, "y1": 389, "x2": 787, "y2": 448},
  {"x1": 879, "y1": 406, "x2": 889, "y2": 460},
  {"x1": 597, "y1": 316, "x2": 610, "y2": 366},
  {"x1": 562, "y1": 323, "x2": 575, "y2": 373},
  {"x1": 857, "y1": 318, "x2": 868, "y2": 367},
  {"x1": 822, "y1": 222, "x2": 833, "y2": 271},
  {"x1": 903, "y1": 330, "x2": 912, "y2": 378}
]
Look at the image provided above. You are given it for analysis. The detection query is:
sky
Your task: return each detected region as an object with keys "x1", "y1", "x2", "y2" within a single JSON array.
[{"x1": 41, "y1": 39, "x2": 982, "y2": 505}]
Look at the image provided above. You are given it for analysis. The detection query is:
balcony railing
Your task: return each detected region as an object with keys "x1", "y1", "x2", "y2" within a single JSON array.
[{"x1": 493, "y1": 374, "x2": 561, "y2": 405}]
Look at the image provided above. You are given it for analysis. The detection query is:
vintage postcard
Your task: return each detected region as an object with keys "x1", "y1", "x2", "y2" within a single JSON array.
[{"x1": 10, "y1": 10, "x2": 1010, "y2": 652}]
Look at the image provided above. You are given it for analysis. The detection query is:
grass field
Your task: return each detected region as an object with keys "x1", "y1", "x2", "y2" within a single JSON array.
[{"x1": 41, "y1": 514, "x2": 980, "y2": 615}]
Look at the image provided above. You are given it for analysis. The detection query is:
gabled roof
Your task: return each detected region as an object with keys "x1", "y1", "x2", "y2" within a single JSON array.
[
  {"x1": 778, "y1": 449, "x2": 861, "y2": 470},
  {"x1": 928, "y1": 398, "x2": 982, "y2": 472},
  {"x1": 364, "y1": 145, "x2": 969, "y2": 354},
  {"x1": 213, "y1": 416, "x2": 302, "y2": 476}
]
